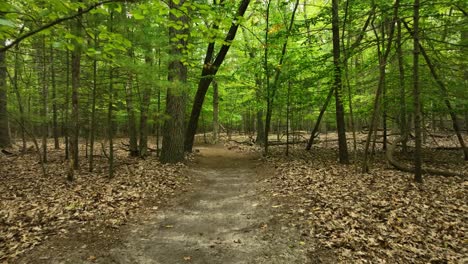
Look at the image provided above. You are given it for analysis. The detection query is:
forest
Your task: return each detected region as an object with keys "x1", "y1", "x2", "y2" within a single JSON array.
[{"x1": 0, "y1": 0, "x2": 467, "y2": 263}]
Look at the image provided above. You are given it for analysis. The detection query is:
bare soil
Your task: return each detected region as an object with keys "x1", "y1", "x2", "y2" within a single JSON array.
[{"x1": 17, "y1": 144, "x2": 311, "y2": 264}]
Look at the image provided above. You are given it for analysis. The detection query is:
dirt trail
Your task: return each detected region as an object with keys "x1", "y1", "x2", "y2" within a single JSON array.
[{"x1": 20, "y1": 145, "x2": 309, "y2": 264}]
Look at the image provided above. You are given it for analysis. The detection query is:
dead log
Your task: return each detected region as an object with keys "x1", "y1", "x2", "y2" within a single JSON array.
[
  {"x1": 386, "y1": 137, "x2": 466, "y2": 178},
  {"x1": 268, "y1": 141, "x2": 307, "y2": 146}
]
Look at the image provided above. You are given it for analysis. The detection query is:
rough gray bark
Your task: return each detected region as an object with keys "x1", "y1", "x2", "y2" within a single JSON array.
[{"x1": 160, "y1": 0, "x2": 189, "y2": 163}]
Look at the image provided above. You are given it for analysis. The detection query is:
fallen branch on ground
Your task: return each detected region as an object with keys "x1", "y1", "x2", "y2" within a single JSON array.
[{"x1": 386, "y1": 137, "x2": 466, "y2": 178}]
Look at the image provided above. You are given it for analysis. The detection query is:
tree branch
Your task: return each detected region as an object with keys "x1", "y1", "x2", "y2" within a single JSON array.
[{"x1": 1, "y1": 0, "x2": 128, "y2": 52}]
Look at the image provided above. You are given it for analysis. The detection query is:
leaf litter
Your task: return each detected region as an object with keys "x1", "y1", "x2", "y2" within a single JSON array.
[
  {"x1": 261, "y1": 145, "x2": 467, "y2": 263},
  {"x1": 0, "y1": 143, "x2": 190, "y2": 262}
]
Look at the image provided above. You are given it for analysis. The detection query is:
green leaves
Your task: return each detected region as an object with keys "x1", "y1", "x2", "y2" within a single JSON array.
[{"x1": 0, "y1": 18, "x2": 15, "y2": 28}]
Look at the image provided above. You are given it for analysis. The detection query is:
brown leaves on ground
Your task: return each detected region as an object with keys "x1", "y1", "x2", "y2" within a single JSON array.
[
  {"x1": 263, "y1": 147, "x2": 467, "y2": 263},
  {"x1": 0, "y1": 144, "x2": 189, "y2": 262}
]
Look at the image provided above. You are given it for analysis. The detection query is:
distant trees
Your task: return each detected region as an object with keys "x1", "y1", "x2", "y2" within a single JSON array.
[{"x1": 0, "y1": 0, "x2": 466, "y2": 181}]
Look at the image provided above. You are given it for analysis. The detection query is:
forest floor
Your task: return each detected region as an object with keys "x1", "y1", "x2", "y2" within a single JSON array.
[
  {"x1": 9, "y1": 144, "x2": 313, "y2": 264},
  {"x1": 2, "y1": 133, "x2": 467, "y2": 263}
]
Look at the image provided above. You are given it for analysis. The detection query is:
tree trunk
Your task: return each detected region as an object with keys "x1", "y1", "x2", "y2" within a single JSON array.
[
  {"x1": 397, "y1": 19, "x2": 408, "y2": 153},
  {"x1": 125, "y1": 74, "x2": 139, "y2": 157},
  {"x1": 362, "y1": 1, "x2": 399, "y2": 172},
  {"x1": 69, "y1": 6, "x2": 82, "y2": 179},
  {"x1": 13, "y1": 45, "x2": 26, "y2": 151},
  {"x1": 402, "y1": 22, "x2": 468, "y2": 161},
  {"x1": 89, "y1": 45, "x2": 98, "y2": 172},
  {"x1": 40, "y1": 37, "x2": 48, "y2": 163},
  {"x1": 139, "y1": 56, "x2": 152, "y2": 157},
  {"x1": 286, "y1": 80, "x2": 291, "y2": 156},
  {"x1": 51, "y1": 44, "x2": 59, "y2": 149},
  {"x1": 0, "y1": 41, "x2": 10, "y2": 148},
  {"x1": 108, "y1": 66, "x2": 114, "y2": 178},
  {"x1": 212, "y1": 80, "x2": 219, "y2": 144},
  {"x1": 184, "y1": 0, "x2": 251, "y2": 152},
  {"x1": 332, "y1": 0, "x2": 349, "y2": 164},
  {"x1": 160, "y1": 0, "x2": 189, "y2": 163},
  {"x1": 264, "y1": 0, "x2": 299, "y2": 155},
  {"x1": 156, "y1": 48, "x2": 162, "y2": 156},
  {"x1": 306, "y1": 87, "x2": 334, "y2": 150},
  {"x1": 64, "y1": 50, "x2": 70, "y2": 160},
  {"x1": 412, "y1": 0, "x2": 423, "y2": 183}
]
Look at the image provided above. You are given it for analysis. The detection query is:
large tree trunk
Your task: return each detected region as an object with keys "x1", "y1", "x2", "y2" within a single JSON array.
[
  {"x1": 0, "y1": 41, "x2": 11, "y2": 148},
  {"x1": 332, "y1": 0, "x2": 349, "y2": 164},
  {"x1": 184, "y1": 0, "x2": 250, "y2": 152},
  {"x1": 160, "y1": 0, "x2": 189, "y2": 163}
]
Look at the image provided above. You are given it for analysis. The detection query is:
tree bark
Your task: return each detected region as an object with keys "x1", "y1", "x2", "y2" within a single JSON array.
[
  {"x1": 108, "y1": 67, "x2": 114, "y2": 178},
  {"x1": 184, "y1": 0, "x2": 250, "y2": 152},
  {"x1": 306, "y1": 87, "x2": 334, "y2": 150},
  {"x1": 13, "y1": 45, "x2": 26, "y2": 151},
  {"x1": 69, "y1": 4, "x2": 83, "y2": 179},
  {"x1": 124, "y1": 73, "x2": 139, "y2": 157},
  {"x1": 397, "y1": 19, "x2": 408, "y2": 153},
  {"x1": 332, "y1": 0, "x2": 349, "y2": 164},
  {"x1": 50, "y1": 43, "x2": 59, "y2": 149},
  {"x1": 412, "y1": 0, "x2": 423, "y2": 183},
  {"x1": 160, "y1": 0, "x2": 189, "y2": 163},
  {"x1": 139, "y1": 55, "x2": 153, "y2": 157},
  {"x1": 0, "y1": 40, "x2": 10, "y2": 148},
  {"x1": 212, "y1": 80, "x2": 219, "y2": 144},
  {"x1": 64, "y1": 50, "x2": 70, "y2": 160},
  {"x1": 89, "y1": 41, "x2": 98, "y2": 172},
  {"x1": 40, "y1": 37, "x2": 48, "y2": 163},
  {"x1": 361, "y1": 0, "x2": 399, "y2": 172}
]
